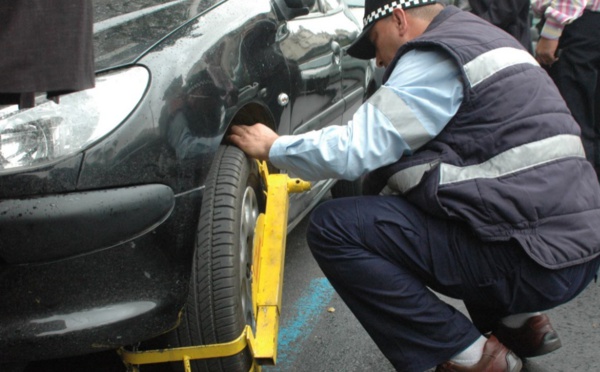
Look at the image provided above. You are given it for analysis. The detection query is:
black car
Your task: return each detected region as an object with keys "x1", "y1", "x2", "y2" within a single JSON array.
[{"x1": 0, "y1": 0, "x2": 376, "y2": 370}]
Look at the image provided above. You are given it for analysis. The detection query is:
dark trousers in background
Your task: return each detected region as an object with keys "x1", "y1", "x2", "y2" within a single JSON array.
[
  {"x1": 548, "y1": 10, "x2": 600, "y2": 177},
  {"x1": 307, "y1": 195, "x2": 600, "y2": 372}
]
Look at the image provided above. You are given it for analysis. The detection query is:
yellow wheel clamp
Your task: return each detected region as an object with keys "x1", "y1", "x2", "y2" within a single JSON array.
[{"x1": 119, "y1": 160, "x2": 311, "y2": 372}]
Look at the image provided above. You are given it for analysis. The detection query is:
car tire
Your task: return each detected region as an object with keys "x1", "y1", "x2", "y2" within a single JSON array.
[{"x1": 173, "y1": 145, "x2": 264, "y2": 372}]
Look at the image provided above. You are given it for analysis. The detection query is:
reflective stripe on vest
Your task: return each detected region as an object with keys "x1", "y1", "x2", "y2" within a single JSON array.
[
  {"x1": 464, "y1": 47, "x2": 539, "y2": 88},
  {"x1": 366, "y1": 86, "x2": 432, "y2": 151},
  {"x1": 384, "y1": 134, "x2": 585, "y2": 194},
  {"x1": 370, "y1": 47, "x2": 538, "y2": 168}
]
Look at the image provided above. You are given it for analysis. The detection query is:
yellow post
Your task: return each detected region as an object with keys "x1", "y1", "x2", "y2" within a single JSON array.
[{"x1": 251, "y1": 163, "x2": 310, "y2": 364}]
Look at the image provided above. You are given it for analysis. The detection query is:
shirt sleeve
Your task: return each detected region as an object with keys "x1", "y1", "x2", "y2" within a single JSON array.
[
  {"x1": 532, "y1": 0, "x2": 588, "y2": 39},
  {"x1": 269, "y1": 48, "x2": 464, "y2": 182}
]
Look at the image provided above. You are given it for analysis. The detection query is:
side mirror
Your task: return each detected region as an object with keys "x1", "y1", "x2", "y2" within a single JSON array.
[{"x1": 273, "y1": 0, "x2": 315, "y2": 20}]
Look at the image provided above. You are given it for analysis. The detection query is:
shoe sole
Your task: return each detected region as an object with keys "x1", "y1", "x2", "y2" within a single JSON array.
[{"x1": 520, "y1": 332, "x2": 562, "y2": 358}]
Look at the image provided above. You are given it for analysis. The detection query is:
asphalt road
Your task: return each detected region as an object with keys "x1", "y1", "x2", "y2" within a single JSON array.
[{"x1": 24, "y1": 196, "x2": 600, "y2": 372}]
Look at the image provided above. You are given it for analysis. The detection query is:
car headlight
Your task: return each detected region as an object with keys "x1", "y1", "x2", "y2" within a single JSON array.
[{"x1": 0, "y1": 66, "x2": 149, "y2": 173}]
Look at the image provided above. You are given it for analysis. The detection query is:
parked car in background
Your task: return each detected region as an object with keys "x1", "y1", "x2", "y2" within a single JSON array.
[
  {"x1": 0, "y1": 0, "x2": 375, "y2": 371},
  {"x1": 345, "y1": 0, "x2": 366, "y2": 21}
]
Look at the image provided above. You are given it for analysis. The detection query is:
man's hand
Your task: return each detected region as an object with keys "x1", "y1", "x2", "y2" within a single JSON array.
[
  {"x1": 228, "y1": 123, "x2": 279, "y2": 161},
  {"x1": 535, "y1": 37, "x2": 560, "y2": 66}
]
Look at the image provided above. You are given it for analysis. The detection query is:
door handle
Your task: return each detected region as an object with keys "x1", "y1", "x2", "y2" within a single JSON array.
[{"x1": 331, "y1": 41, "x2": 341, "y2": 65}]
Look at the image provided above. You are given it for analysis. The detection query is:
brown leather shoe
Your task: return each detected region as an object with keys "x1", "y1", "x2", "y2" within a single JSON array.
[
  {"x1": 436, "y1": 335, "x2": 522, "y2": 372},
  {"x1": 493, "y1": 313, "x2": 562, "y2": 358}
]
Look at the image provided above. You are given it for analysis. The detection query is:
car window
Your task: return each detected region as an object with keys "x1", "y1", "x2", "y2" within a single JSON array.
[
  {"x1": 308, "y1": 0, "x2": 343, "y2": 14},
  {"x1": 345, "y1": 0, "x2": 364, "y2": 6},
  {"x1": 93, "y1": 0, "x2": 223, "y2": 70},
  {"x1": 319, "y1": 0, "x2": 342, "y2": 13},
  {"x1": 94, "y1": 0, "x2": 222, "y2": 23}
]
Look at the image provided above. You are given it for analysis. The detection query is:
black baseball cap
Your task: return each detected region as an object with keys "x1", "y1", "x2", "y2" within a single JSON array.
[{"x1": 347, "y1": 0, "x2": 438, "y2": 60}]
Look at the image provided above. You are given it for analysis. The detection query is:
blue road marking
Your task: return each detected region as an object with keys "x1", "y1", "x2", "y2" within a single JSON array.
[{"x1": 264, "y1": 277, "x2": 334, "y2": 370}]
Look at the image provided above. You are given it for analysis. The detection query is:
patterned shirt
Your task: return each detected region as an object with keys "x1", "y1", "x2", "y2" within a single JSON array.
[{"x1": 531, "y1": 0, "x2": 600, "y2": 39}]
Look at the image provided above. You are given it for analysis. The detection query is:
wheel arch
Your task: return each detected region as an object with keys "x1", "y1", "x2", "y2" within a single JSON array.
[{"x1": 227, "y1": 102, "x2": 277, "y2": 134}]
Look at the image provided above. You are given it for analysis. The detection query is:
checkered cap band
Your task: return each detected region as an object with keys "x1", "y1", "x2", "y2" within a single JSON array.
[{"x1": 363, "y1": 0, "x2": 438, "y2": 27}]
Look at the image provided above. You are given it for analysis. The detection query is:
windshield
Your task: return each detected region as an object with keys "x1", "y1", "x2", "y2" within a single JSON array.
[{"x1": 93, "y1": 0, "x2": 222, "y2": 70}]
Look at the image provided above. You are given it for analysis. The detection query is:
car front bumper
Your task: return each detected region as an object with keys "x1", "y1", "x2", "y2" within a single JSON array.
[{"x1": 0, "y1": 185, "x2": 201, "y2": 362}]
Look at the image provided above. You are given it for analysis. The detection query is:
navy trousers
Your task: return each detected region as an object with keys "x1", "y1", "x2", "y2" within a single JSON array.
[
  {"x1": 306, "y1": 195, "x2": 600, "y2": 372},
  {"x1": 548, "y1": 10, "x2": 600, "y2": 176}
]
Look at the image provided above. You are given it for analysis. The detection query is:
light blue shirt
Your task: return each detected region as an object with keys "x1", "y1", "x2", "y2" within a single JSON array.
[{"x1": 269, "y1": 49, "x2": 464, "y2": 181}]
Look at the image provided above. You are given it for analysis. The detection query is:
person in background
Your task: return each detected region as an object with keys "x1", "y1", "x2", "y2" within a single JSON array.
[
  {"x1": 0, "y1": 1, "x2": 94, "y2": 109},
  {"x1": 467, "y1": 0, "x2": 533, "y2": 53},
  {"x1": 532, "y1": 0, "x2": 600, "y2": 179},
  {"x1": 229, "y1": 1, "x2": 600, "y2": 371}
]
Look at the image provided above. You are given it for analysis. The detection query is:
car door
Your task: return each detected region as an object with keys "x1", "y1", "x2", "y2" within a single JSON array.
[{"x1": 277, "y1": 0, "x2": 348, "y2": 136}]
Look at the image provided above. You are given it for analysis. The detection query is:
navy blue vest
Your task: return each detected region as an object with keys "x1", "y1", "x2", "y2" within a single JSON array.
[{"x1": 368, "y1": 6, "x2": 600, "y2": 269}]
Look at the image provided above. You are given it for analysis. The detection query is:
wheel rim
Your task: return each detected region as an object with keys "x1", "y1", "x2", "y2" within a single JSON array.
[{"x1": 239, "y1": 185, "x2": 259, "y2": 329}]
